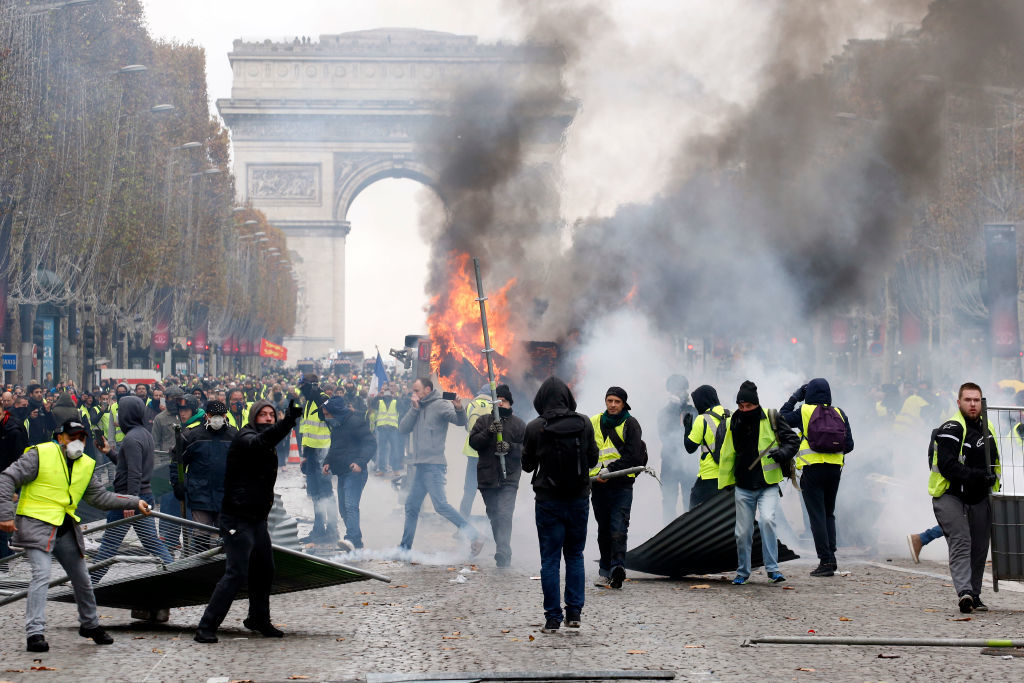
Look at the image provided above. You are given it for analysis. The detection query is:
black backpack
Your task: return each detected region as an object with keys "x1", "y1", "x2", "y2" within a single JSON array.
[{"x1": 538, "y1": 418, "x2": 591, "y2": 489}]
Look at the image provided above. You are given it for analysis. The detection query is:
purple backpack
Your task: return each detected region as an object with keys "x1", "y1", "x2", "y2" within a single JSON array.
[{"x1": 806, "y1": 405, "x2": 846, "y2": 453}]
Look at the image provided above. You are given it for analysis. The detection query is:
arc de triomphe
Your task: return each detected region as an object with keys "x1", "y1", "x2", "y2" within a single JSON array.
[{"x1": 218, "y1": 28, "x2": 571, "y2": 361}]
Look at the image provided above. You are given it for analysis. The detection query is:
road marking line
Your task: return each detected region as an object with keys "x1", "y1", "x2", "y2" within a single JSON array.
[{"x1": 860, "y1": 561, "x2": 1024, "y2": 593}]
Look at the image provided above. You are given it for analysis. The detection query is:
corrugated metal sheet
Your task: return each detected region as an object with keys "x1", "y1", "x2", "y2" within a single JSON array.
[
  {"x1": 51, "y1": 546, "x2": 375, "y2": 610},
  {"x1": 992, "y1": 494, "x2": 1024, "y2": 583},
  {"x1": 625, "y1": 489, "x2": 798, "y2": 577}
]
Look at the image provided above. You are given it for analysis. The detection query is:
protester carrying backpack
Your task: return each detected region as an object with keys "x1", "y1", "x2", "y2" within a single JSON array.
[
  {"x1": 780, "y1": 377, "x2": 854, "y2": 578},
  {"x1": 522, "y1": 377, "x2": 600, "y2": 635}
]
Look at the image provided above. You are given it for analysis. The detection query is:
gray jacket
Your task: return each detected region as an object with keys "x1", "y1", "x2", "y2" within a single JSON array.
[
  {"x1": 0, "y1": 447, "x2": 140, "y2": 554},
  {"x1": 398, "y1": 389, "x2": 467, "y2": 465},
  {"x1": 151, "y1": 408, "x2": 179, "y2": 453}
]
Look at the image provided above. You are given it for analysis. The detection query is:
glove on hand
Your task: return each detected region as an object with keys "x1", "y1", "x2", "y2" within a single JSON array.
[
  {"x1": 173, "y1": 481, "x2": 186, "y2": 501},
  {"x1": 287, "y1": 399, "x2": 303, "y2": 420},
  {"x1": 682, "y1": 413, "x2": 694, "y2": 431}
]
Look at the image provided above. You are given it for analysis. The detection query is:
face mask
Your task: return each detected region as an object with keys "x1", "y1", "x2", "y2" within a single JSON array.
[
  {"x1": 499, "y1": 407, "x2": 513, "y2": 419},
  {"x1": 208, "y1": 416, "x2": 226, "y2": 430},
  {"x1": 255, "y1": 422, "x2": 273, "y2": 432},
  {"x1": 65, "y1": 439, "x2": 86, "y2": 460},
  {"x1": 232, "y1": 401, "x2": 245, "y2": 411}
]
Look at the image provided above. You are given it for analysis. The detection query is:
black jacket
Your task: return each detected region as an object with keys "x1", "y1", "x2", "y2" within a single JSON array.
[
  {"x1": 0, "y1": 412, "x2": 28, "y2": 473},
  {"x1": 324, "y1": 409, "x2": 376, "y2": 472},
  {"x1": 221, "y1": 401, "x2": 297, "y2": 521},
  {"x1": 469, "y1": 412, "x2": 526, "y2": 489},
  {"x1": 522, "y1": 377, "x2": 599, "y2": 501},
  {"x1": 25, "y1": 399, "x2": 56, "y2": 447},
  {"x1": 934, "y1": 414, "x2": 998, "y2": 505},
  {"x1": 181, "y1": 423, "x2": 238, "y2": 512}
]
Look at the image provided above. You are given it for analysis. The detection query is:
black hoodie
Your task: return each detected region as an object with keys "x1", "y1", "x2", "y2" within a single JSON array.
[
  {"x1": 521, "y1": 377, "x2": 599, "y2": 501},
  {"x1": 684, "y1": 385, "x2": 723, "y2": 454},
  {"x1": 113, "y1": 396, "x2": 155, "y2": 496},
  {"x1": 220, "y1": 399, "x2": 298, "y2": 521}
]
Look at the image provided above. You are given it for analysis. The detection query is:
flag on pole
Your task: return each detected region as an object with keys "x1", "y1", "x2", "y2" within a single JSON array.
[{"x1": 369, "y1": 351, "x2": 389, "y2": 395}]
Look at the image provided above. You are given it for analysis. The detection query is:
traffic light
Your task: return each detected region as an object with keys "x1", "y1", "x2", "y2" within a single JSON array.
[
  {"x1": 83, "y1": 325, "x2": 95, "y2": 358},
  {"x1": 32, "y1": 319, "x2": 43, "y2": 347},
  {"x1": 186, "y1": 339, "x2": 193, "y2": 349}
]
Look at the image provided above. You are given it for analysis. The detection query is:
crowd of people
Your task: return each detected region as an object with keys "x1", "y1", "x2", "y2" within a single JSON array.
[{"x1": 0, "y1": 365, "x2": 1006, "y2": 647}]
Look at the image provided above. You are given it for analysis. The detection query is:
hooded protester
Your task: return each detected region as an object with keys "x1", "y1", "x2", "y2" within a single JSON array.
[
  {"x1": 191, "y1": 386, "x2": 208, "y2": 410},
  {"x1": 719, "y1": 381, "x2": 800, "y2": 585},
  {"x1": 51, "y1": 392, "x2": 79, "y2": 426},
  {"x1": 658, "y1": 375, "x2": 697, "y2": 522},
  {"x1": 194, "y1": 398, "x2": 302, "y2": 643},
  {"x1": 590, "y1": 386, "x2": 646, "y2": 590},
  {"x1": 397, "y1": 378, "x2": 481, "y2": 554},
  {"x1": 685, "y1": 385, "x2": 730, "y2": 509},
  {"x1": 468, "y1": 384, "x2": 526, "y2": 568},
  {"x1": 459, "y1": 385, "x2": 494, "y2": 518},
  {"x1": 322, "y1": 395, "x2": 376, "y2": 550},
  {"x1": 152, "y1": 386, "x2": 184, "y2": 453},
  {"x1": 0, "y1": 419, "x2": 151, "y2": 652},
  {"x1": 522, "y1": 377, "x2": 599, "y2": 633},
  {"x1": 23, "y1": 384, "x2": 56, "y2": 447},
  {"x1": 90, "y1": 396, "x2": 174, "y2": 584},
  {"x1": 780, "y1": 377, "x2": 854, "y2": 578}
]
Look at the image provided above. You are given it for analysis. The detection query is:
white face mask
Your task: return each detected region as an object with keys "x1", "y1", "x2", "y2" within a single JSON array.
[
  {"x1": 207, "y1": 416, "x2": 226, "y2": 430},
  {"x1": 65, "y1": 439, "x2": 86, "y2": 460}
]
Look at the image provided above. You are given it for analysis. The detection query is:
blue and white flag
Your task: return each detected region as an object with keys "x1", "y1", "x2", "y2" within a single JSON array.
[{"x1": 369, "y1": 352, "x2": 389, "y2": 395}]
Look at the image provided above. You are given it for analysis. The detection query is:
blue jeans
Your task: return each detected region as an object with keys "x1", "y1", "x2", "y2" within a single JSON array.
[
  {"x1": 336, "y1": 468, "x2": 368, "y2": 548},
  {"x1": 734, "y1": 484, "x2": 781, "y2": 579},
  {"x1": 91, "y1": 493, "x2": 173, "y2": 584},
  {"x1": 591, "y1": 484, "x2": 633, "y2": 577},
  {"x1": 376, "y1": 427, "x2": 403, "y2": 472},
  {"x1": 304, "y1": 446, "x2": 337, "y2": 532},
  {"x1": 536, "y1": 497, "x2": 589, "y2": 622},
  {"x1": 920, "y1": 524, "x2": 943, "y2": 545},
  {"x1": 400, "y1": 464, "x2": 477, "y2": 549}
]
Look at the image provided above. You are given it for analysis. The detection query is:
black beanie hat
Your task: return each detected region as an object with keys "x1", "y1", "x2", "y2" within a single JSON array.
[
  {"x1": 736, "y1": 380, "x2": 759, "y2": 405},
  {"x1": 205, "y1": 400, "x2": 227, "y2": 416},
  {"x1": 605, "y1": 386, "x2": 631, "y2": 411},
  {"x1": 496, "y1": 384, "x2": 513, "y2": 406}
]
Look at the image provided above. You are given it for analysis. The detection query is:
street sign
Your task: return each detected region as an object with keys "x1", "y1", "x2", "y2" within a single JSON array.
[{"x1": 1, "y1": 353, "x2": 15, "y2": 371}]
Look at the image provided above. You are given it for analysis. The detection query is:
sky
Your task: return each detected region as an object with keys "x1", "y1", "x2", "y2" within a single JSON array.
[{"x1": 138, "y1": 0, "x2": 927, "y2": 357}]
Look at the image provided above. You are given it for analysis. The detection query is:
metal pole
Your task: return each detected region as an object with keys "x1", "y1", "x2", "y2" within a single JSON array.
[
  {"x1": 472, "y1": 257, "x2": 507, "y2": 479},
  {"x1": 147, "y1": 510, "x2": 392, "y2": 583},
  {"x1": 745, "y1": 636, "x2": 1024, "y2": 648}
]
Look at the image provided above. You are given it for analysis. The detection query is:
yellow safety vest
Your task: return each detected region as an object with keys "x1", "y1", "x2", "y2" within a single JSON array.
[
  {"x1": 589, "y1": 414, "x2": 634, "y2": 478},
  {"x1": 928, "y1": 412, "x2": 1001, "y2": 498},
  {"x1": 717, "y1": 408, "x2": 783, "y2": 489},
  {"x1": 794, "y1": 403, "x2": 846, "y2": 469},
  {"x1": 301, "y1": 398, "x2": 331, "y2": 449},
  {"x1": 16, "y1": 442, "x2": 96, "y2": 526},
  {"x1": 376, "y1": 399, "x2": 399, "y2": 429},
  {"x1": 227, "y1": 405, "x2": 250, "y2": 430},
  {"x1": 99, "y1": 403, "x2": 124, "y2": 443},
  {"x1": 463, "y1": 396, "x2": 493, "y2": 458},
  {"x1": 687, "y1": 405, "x2": 727, "y2": 481},
  {"x1": 894, "y1": 394, "x2": 929, "y2": 431}
]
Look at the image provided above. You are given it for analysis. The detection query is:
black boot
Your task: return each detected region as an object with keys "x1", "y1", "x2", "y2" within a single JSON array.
[
  {"x1": 26, "y1": 634, "x2": 48, "y2": 652},
  {"x1": 193, "y1": 630, "x2": 218, "y2": 643},
  {"x1": 243, "y1": 617, "x2": 284, "y2": 637},
  {"x1": 809, "y1": 562, "x2": 835, "y2": 577},
  {"x1": 79, "y1": 625, "x2": 114, "y2": 644}
]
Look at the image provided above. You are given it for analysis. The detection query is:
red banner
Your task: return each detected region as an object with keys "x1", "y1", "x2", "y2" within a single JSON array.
[{"x1": 259, "y1": 338, "x2": 287, "y2": 360}]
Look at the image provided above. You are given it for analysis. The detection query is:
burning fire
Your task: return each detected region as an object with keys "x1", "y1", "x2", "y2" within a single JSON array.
[{"x1": 428, "y1": 252, "x2": 517, "y2": 397}]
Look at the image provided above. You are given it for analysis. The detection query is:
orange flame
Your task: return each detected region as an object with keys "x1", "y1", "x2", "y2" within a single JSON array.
[{"x1": 428, "y1": 252, "x2": 518, "y2": 397}]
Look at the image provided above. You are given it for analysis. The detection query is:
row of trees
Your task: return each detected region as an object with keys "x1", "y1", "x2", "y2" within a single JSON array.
[{"x1": 0, "y1": 0, "x2": 296, "y2": 382}]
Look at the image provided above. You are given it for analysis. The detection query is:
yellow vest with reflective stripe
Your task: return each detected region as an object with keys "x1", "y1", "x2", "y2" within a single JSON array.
[
  {"x1": 227, "y1": 405, "x2": 250, "y2": 430},
  {"x1": 589, "y1": 414, "x2": 634, "y2": 477},
  {"x1": 688, "y1": 406, "x2": 727, "y2": 481},
  {"x1": 462, "y1": 396, "x2": 493, "y2": 457},
  {"x1": 99, "y1": 403, "x2": 124, "y2": 443},
  {"x1": 16, "y1": 442, "x2": 96, "y2": 525},
  {"x1": 376, "y1": 399, "x2": 399, "y2": 429},
  {"x1": 301, "y1": 399, "x2": 331, "y2": 449},
  {"x1": 928, "y1": 412, "x2": 1001, "y2": 498},
  {"x1": 794, "y1": 403, "x2": 845, "y2": 469},
  {"x1": 717, "y1": 408, "x2": 783, "y2": 489}
]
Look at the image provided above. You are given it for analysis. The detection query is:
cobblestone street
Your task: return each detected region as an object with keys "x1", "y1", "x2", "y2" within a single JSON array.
[{"x1": 2, "y1": 466, "x2": 1023, "y2": 682}]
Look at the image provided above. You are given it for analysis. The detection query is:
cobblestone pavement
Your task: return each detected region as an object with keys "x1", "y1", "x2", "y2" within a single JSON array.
[{"x1": 2, "y1": 461, "x2": 1023, "y2": 681}]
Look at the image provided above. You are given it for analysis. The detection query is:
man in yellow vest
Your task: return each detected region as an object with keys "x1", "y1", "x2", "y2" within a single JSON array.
[
  {"x1": 299, "y1": 373, "x2": 338, "y2": 543},
  {"x1": 684, "y1": 384, "x2": 728, "y2": 509},
  {"x1": 0, "y1": 419, "x2": 151, "y2": 652},
  {"x1": 460, "y1": 385, "x2": 494, "y2": 518},
  {"x1": 929, "y1": 382, "x2": 1001, "y2": 614},
  {"x1": 590, "y1": 386, "x2": 646, "y2": 589},
  {"x1": 98, "y1": 382, "x2": 131, "y2": 450},
  {"x1": 374, "y1": 384, "x2": 403, "y2": 475},
  {"x1": 780, "y1": 377, "x2": 853, "y2": 578},
  {"x1": 718, "y1": 381, "x2": 800, "y2": 585}
]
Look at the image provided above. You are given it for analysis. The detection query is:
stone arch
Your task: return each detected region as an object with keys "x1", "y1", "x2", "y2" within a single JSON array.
[{"x1": 334, "y1": 155, "x2": 443, "y2": 222}]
